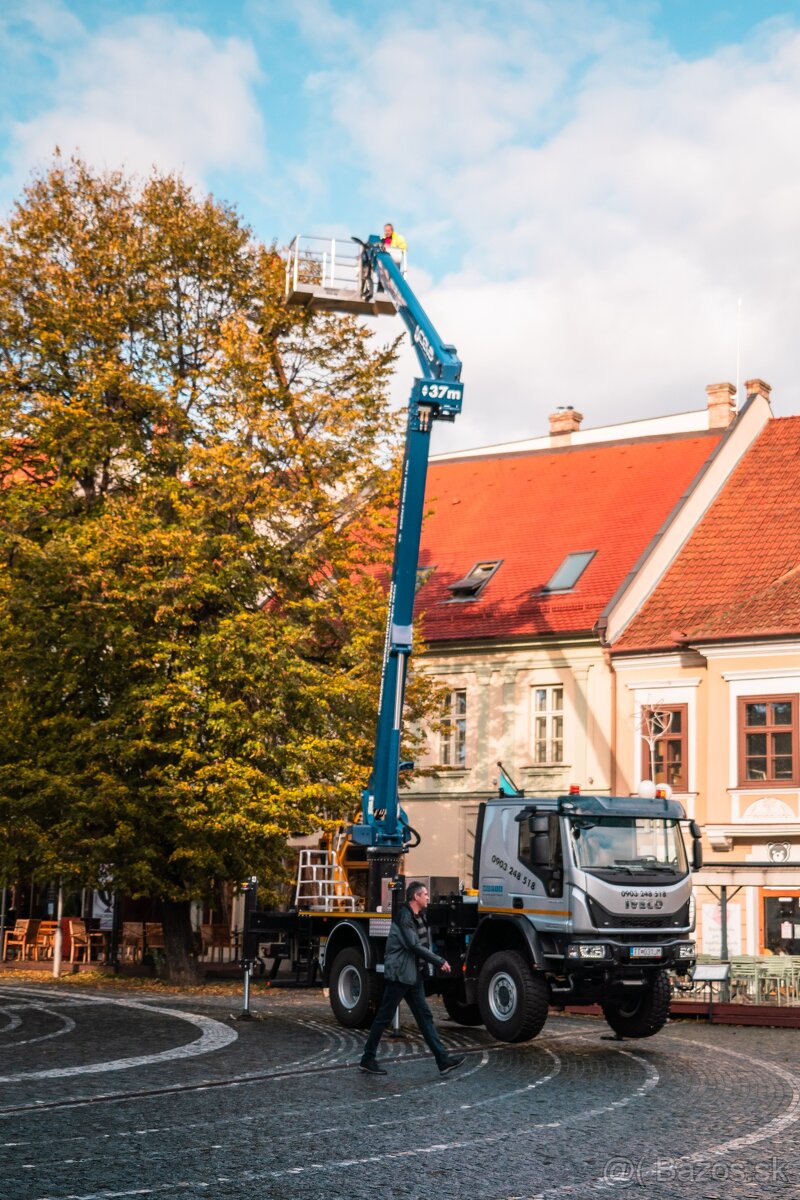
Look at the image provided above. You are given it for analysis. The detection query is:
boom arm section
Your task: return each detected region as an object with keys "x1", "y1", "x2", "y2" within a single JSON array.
[{"x1": 352, "y1": 236, "x2": 463, "y2": 848}]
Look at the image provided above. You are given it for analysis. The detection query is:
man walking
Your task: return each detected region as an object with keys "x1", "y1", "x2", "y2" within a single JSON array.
[{"x1": 359, "y1": 882, "x2": 465, "y2": 1077}]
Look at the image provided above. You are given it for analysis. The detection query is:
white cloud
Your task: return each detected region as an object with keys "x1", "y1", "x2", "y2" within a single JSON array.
[
  {"x1": 3, "y1": 0, "x2": 84, "y2": 43},
  {"x1": 307, "y1": 4, "x2": 800, "y2": 448},
  {"x1": 6, "y1": 16, "x2": 264, "y2": 189}
]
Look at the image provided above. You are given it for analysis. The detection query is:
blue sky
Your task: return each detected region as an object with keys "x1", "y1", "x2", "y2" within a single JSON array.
[{"x1": 3, "y1": 1, "x2": 800, "y2": 449}]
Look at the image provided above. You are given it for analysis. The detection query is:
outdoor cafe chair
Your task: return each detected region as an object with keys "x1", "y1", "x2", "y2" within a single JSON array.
[
  {"x1": 201, "y1": 924, "x2": 232, "y2": 962},
  {"x1": 2, "y1": 919, "x2": 40, "y2": 961},
  {"x1": 33, "y1": 920, "x2": 59, "y2": 961},
  {"x1": 145, "y1": 922, "x2": 165, "y2": 951},
  {"x1": 121, "y1": 922, "x2": 144, "y2": 962},
  {"x1": 762, "y1": 958, "x2": 799, "y2": 1005},
  {"x1": 68, "y1": 918, "x2": 107, "y2": 964}
]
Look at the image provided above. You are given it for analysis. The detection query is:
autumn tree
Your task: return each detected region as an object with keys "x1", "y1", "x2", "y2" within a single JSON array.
[{"x1": 0, "y1": 157, "x2": 424, "y2": 981}]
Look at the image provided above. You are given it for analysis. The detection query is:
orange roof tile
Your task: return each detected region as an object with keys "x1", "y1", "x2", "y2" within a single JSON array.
[
  {"x1": 615, "y1": 417, "x2": 800, "y2": 651},
  {"x1": 415, "y1": 430, "x2": 723, "y2": 643}
]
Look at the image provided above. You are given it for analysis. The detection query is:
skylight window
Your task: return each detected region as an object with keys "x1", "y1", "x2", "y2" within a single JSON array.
[
  {"x1": 542, "y1": 551, "x2": 596, "y2": 594},
  {"x1": 447, "y1": 560, "x2": 501, "y2": 600}
]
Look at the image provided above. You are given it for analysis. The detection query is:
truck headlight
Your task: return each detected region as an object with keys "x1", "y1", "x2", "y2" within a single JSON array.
[
  {"x1": 677, "y1": 943, "x2": 696, "y2": 959},
  {"x1": 567, "y1": 943, "x2": 609, "y2": 960}
]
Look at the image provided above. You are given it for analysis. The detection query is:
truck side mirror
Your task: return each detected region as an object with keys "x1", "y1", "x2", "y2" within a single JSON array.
[
  {"x1": 530, "y1": 815, "x2": 551, "y2": 867},
  {"x1": 692, "y1": 838, "x2": 703, "y2": 871}
]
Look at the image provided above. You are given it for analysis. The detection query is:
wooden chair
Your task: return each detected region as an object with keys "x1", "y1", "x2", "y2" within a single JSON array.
[
  {"x1": 68, "y1": 919, "x2": 106, "y2": 963},
  {"x1": 201, "y1": 924, "x2": 231, "y2": 962},
  {"x1": 121, "y1": 922, "x2": 144, "y2": 962},
  {"x1": 34, "y1": 920, "x2": 59, "y2": 961},
  {"x1": 145, "y1": 922, "x2": 165, "y2": 951},
  {"x1": 2, "y1": 919, "x2": 40, "y2": 961}
]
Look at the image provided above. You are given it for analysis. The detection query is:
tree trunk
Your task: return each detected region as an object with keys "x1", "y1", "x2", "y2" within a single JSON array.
[{"x1": 161, "y1": 899, "x2": 202, "y2": 985}]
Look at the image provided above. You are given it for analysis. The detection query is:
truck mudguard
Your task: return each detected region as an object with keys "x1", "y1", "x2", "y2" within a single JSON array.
[
  {"x1": 321, "y1": 919, "x2": 375, "y2": 980},
  {"x1": 465, "y1": 914, "x2": 546, "y2": 976}
]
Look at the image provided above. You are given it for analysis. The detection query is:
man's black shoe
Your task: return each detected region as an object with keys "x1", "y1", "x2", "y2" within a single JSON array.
[
  {"x1": 439, "y1": 1054, "x2": 466, "y2": 1076},
  {"x1": 359, "y1": 1058, "x2": 387, "y2": 1075}
]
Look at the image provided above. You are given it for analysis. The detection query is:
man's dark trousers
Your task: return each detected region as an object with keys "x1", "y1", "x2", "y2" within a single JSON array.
[{"x1": 362, "y1": 976, "x2": 449, "y2": 1065}]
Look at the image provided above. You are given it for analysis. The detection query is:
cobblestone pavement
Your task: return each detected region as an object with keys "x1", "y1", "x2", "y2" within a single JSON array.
[{"x1": 0, "y1": 981, "x2": 798, "y2": 1200}]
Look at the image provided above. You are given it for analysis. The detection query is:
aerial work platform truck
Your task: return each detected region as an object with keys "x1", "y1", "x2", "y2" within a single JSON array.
[{"x1": 244, "y1": 234, "x2": 700, "y2": 1041}]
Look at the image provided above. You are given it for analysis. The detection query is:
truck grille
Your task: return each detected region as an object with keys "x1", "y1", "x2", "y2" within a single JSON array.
[{"x1": 586, "y1": 897, "x2": 690, "y2": 931}]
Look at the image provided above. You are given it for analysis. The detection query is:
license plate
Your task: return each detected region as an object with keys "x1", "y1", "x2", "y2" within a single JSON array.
[{"x1": 630, "y1": 946, "x2": 662, "y2": 958}]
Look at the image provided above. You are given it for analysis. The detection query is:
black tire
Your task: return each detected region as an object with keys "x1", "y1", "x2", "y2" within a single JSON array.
[
  {"x1": 441, "y1": 987, "x2": 483, "y2": 1027},
  {"x1": 477, "y1": 950, "x2": 550, "y2": 1042},
  {"x1": 601, "y1": 970, "x2": 671, "y2": 1038},
  {"x1": 329, "y1": 948, "x2": 381, "y2": 1029}
]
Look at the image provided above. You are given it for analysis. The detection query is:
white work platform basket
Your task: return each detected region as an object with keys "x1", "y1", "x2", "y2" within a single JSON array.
[{"x1": 284, "y1": 234, "x2": 398, "y2": 317}]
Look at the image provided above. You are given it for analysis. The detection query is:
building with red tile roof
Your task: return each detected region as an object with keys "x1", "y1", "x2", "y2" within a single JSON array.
[
  {"x1": 613, "y1": 415, "x2": 800, "y2": 651},
  {"x1": 416, "y1": 430, "x2": 723, "y2": 645},
  {"x1": 607, "y1": 393, "x2": 800, "y2": 959},
  {"x1": 403, "y1": 388, "x2": 773, "y2": 885}
]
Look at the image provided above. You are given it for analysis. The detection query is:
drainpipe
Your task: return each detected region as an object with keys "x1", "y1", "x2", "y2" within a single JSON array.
[{"x1": 602, "y1": 645, "x2": 618, "y2": 794}]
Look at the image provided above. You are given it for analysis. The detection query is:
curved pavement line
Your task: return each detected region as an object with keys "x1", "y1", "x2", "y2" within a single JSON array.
[
  {"x1": 527, "y1": 1034, "x2": 800, "y2": 1199},
  {"x1": 19, "y1": 1035, "x2": 794, "y2": 1200},
  {"x1": 0, "y1": 1002, "x2": 76, "y2": 1047},
  {"x1": 31, "y1": 1045, "x2": 656, "y2": 1199},
  {"x1": 0, "y1": 1008, "x2": 360, "y2": 1117},
  {"x1": 256, "y1": 1041, "x2": 660, "y2": 1185},
  {"x1": 0, "y1": 991, "x2": 237, "y2": 1084},
  {"x1": 0, "y1": 1007, "x2": 23, "y2": 1036}
]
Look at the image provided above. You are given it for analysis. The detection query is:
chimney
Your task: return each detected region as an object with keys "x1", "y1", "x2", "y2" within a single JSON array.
[
  {"x1": 744, "y1": 377, "x2": 772, "y2": 402},
  {"x1": 705, "y1": 381, "x2": 736, "y2": 429},
  {"x1": 549, "y1": 405, "x2": 583, "y2": 438}
]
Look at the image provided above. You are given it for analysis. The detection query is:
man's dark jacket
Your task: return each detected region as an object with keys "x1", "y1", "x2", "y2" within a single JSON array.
[{"x1": 383, "y1": 903, "x2": 446, "y2": 985}]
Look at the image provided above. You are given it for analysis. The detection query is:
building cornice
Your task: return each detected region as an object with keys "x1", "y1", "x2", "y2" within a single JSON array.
[
  {"x1": 699, "y1": 641, "x2": 800, "y2": 661},
  {"x1": 612, "y1": 653, "x2": 706, "y2": 672},
  {"x1": 419, "y1": 632, "x2": 600, "y2": 658}
]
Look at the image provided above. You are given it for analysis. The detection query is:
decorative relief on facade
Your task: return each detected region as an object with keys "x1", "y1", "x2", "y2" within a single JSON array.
[{"x1": 740, "y1": 797, "x2": 797, "y2": 822}]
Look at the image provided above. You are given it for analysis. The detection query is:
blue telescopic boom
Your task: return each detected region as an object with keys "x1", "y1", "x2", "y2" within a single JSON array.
[{"x1": 351, "y1": 236, "x2": 463, "y2": 849}]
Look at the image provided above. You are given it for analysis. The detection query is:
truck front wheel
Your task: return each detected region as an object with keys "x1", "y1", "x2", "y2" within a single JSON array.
[
  {"x1": 601, "y1": 970, "x2": 671, "y2": 1038},
  {"x1": 329, "y1": 948, "x2": 380, "y2": 1029},
  {"x1": 477, "y1": 950, "x2": 549, "y2": 1042}
]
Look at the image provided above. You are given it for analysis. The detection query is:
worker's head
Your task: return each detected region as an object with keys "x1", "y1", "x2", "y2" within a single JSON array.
[
  {"x1": 406, "y1": 881, "x2": 429, "y2": 911},
  {"x1": 383, "y1": 223, "x2": 394, "y2": 238}
]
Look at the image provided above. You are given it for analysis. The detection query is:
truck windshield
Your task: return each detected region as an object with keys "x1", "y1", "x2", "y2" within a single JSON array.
[{"x1": 569, "y1": 817, "x2": 688, "y2": 876}]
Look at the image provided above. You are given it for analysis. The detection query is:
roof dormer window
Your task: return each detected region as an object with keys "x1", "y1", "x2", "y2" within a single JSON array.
[
  {"x1": 447, "y1": 559, "x2": 501, "y2": 601},
  {"x1": 542, "y1": 550, "x2": 596, "y2": 594}
]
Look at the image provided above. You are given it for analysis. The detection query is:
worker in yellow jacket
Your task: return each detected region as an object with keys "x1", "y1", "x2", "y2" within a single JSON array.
[{"x1": 382, "y1": 223, "x2": 407, "y2": 272}]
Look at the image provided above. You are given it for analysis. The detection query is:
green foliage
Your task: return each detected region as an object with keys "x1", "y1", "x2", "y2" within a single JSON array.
[{"x1": 0, "y1": 156, "x2": 414, "y2": 913}]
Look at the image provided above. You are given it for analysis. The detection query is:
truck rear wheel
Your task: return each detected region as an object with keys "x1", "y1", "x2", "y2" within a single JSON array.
[
  {"x1": 329, "y1": 948, "x2": 380, "y2": 1029},
  {"x1": 477, "y1": 950, "x2": 549, "y2": 1042},
  {"x1": 601, "y1": 970, "x2": 671, "y2": 1038},
  {"x1": 441, "y1": 986, "x2": 483, "y2": 1027}
]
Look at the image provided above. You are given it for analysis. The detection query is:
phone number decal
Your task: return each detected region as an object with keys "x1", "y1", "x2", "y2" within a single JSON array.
[{"x1": 490, "y1": 853, "x2": 536, "y2": 890}]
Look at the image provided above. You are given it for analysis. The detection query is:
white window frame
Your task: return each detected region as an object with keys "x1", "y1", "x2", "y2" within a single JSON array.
[
  {"x1": 722, "y1": 670, "x2": 800, "y2": 809},
  {"x1": 440, "y1": 688, "x2": 467, "y2": 768},
  {"x1": 531, "y1": 684, "x2": 564, "y2": 765}
]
